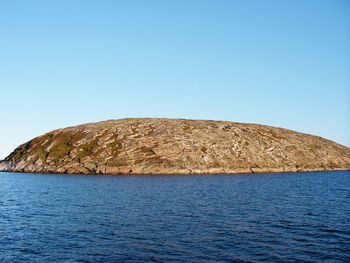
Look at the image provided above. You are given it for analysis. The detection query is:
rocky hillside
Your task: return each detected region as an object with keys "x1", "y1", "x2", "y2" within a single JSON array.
[{"x1": 1, "y1": 118, "x2": 350, "y2": 175}]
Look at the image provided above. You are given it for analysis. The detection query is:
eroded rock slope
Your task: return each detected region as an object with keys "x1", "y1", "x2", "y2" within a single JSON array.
[{"x1": 1, "y1": 118, "x2": 349, "y2": 174}]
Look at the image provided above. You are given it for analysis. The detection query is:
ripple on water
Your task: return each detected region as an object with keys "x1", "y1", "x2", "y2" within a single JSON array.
[{"x1": 0, "y1": 171, "x2": 350, "y2": 262}]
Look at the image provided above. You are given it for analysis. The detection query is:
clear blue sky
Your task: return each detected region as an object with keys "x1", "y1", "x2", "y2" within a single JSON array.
[{"x1": 0, "y1": 0, "x2": 349, "y2": 159}]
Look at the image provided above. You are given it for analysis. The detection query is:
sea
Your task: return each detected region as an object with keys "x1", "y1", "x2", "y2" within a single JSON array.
[{"x1": 0, "y1": 171, "x2": 349, "y2": 262}]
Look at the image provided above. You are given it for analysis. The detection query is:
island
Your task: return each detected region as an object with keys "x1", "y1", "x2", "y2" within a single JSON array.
[{"x1": 1, "y1": 118, "x2": 349, "y2": 175}]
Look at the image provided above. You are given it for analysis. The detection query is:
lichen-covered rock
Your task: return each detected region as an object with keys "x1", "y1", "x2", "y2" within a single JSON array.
[{"x1": 1, "y1": 118, "x2": 349, "y2": 175}]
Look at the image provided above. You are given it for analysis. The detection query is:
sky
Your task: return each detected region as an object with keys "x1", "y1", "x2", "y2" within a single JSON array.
[{"x1": 0, "y1": 0, "x2": 349, "y2": 159}]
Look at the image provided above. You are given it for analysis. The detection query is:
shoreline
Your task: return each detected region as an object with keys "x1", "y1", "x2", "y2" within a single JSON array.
[{"x1": 1, "y1": 166, "x2": 349, "y2": 176}]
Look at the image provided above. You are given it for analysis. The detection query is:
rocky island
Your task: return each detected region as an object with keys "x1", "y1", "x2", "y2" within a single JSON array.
[{"x1": 1, "y1": 118, "x2": 349, "y2": 175}]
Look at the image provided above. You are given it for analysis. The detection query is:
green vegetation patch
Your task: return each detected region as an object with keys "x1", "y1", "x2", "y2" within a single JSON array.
[
  {"x1": 30, "y1": 147, "x2": 49, "y2": 162},
  {"x1": 76, "y1": 139, "x2": 98, "y2": 160},
  {"x1": 48, "y1": 132, "x2": 74, "y2": 162}
]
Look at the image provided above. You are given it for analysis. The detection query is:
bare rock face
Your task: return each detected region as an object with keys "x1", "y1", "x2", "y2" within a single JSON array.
[{"x1": 1, "y1": 118, "x2": 349, "y2": 175}]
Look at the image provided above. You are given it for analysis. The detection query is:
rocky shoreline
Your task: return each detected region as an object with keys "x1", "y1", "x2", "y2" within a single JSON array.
[{"x1": 1, "y1": 118, "x2": 350, "y2": 175}]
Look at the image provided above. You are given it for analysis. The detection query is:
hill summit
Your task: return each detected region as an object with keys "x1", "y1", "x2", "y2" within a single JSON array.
[{"x1": 1, "y1": 118, "x2": 349, "y2": 175}]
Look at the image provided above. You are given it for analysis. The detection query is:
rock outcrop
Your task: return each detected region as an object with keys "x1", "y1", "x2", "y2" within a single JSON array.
[{"x1": 1, "y1": 118, "x2": 349, "y2": 175}]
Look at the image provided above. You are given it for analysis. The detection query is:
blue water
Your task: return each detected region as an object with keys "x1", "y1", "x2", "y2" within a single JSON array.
[{"x1": 0, "y1": 171, "x2": 349, "y2": 262}]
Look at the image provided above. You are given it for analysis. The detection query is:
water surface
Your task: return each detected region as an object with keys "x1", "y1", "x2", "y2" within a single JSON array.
[{"x1": 0, "y1": 171, "x2": 349, "y2": 262}]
